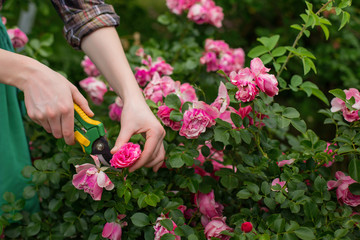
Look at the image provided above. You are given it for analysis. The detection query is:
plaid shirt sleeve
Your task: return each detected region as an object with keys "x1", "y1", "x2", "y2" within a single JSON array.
[{"x1": 51, "y1": 0, "x2": 120, "y2": 50}]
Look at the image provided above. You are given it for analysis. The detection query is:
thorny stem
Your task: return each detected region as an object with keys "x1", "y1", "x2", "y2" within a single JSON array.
[{"x1": 276, "y1": 0, "x2": 334, "y2": 78}]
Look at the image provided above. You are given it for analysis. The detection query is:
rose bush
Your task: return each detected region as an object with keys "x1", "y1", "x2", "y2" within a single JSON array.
[{"x1": 1, "y1": 0, "x2": 360, "y2": 240}]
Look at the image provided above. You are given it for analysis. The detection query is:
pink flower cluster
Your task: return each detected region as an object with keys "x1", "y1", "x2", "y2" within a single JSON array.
[
  {"x1": 7, "y1": 27, "x2": 28, "y2": 49},
  {"x1": 81, "y1": 55, "x2": 100, "y2": 77},
  {"x1": 135, "y1": 48, "x2": 173, "y2": 87},
  {"x1": 108, "y1": 97, "x2": 123, "y2": 122},
  {"x1": 110, "y1": 142, "x2": 142, "y2": 169},
  {"x1": 195, "y1": 191, "x2": 233, "y2": 239},
  {"x1": 166, "y1": 0, "x2": 224, "y2": 28},
  {"x1": 102, "y1": 215, "x2": 127, "y2": 240},
  {"x1": 153, "y1": 214, "x2": 180, "y2": 240},
  {"x1": 79, "y1": 77, "x2": 108, "y2": 105},
  {"x1": 330, "y1": 88, "x2": 360, "y2": 122},
  {"x1": 200, "y1": 39, "x2": 245, "y2": 74},
  {"x1": 230, "y1": 58, "x2": 279, "y2": 102},
  {"x1": 72, "y1": 155, "x2": 114, "y2": 201},
  {"x1": 327, "y1": 171, "x2": 360, "y2": 207},
  {"x1": 323, "y1": 142, "x2": 336, "y2": 167},
  {"x1": 144, "y1": 73, "x2": 177, "y2": 104}
]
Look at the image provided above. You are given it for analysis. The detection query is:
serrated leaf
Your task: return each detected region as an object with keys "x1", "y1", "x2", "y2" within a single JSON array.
[
  {"x1": 272, "y1": 47, "x2": 286, "y2": 57},
  {"x1": 165, "y1": 94, "x2": 181, "y2": 110},
  {"x1": 349, "y1": 159, "x2": 360, "y2": 182},
  {"x1": 248, "y1": 45, "x2": 269, "y2": 58},
  {"x1": 131, "y1": 213, "x2": 150, "y2": 227},
  {"x1": 329, "y1": 89, "x2": 346, "y2": 101},
  {"x1": 294, "y1": 227, "x2": 315, "y2": 240}
]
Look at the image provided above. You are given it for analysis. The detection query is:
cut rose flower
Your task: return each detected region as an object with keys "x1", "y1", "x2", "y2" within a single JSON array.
[
  {"x1": 72, "y1": 155, "x2": 114, "y2": 201},
  {"x1": 110, "y1": 142, "x2": 142, "y2": 169}
]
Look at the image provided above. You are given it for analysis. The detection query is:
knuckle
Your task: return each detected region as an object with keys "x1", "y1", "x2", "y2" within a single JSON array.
[
  {"x1": 36, "y1": 113, "x2": 45, "y2": 121},
  {"x1": 47, "y1": 110, "x2": 56, "y2": 119},
  {"x1": 59, "y1": 105, "x2": 71, "y2": 115}
]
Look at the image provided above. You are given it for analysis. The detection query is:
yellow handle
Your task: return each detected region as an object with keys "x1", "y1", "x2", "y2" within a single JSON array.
[{"x1": 74, "y1": 103, "x2": 101, "y2": 126}]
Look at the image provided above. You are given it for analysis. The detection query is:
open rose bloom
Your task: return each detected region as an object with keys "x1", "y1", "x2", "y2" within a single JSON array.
[
  {"x1": 79, "y1": 77, "x2": 108, "y2": 105},
  {"x1": 327, "y1": 171, "x2": 360, "y2": 207},
  {"x1": 204, "y1": 217, "x2": 233, "y2": 240},
  {"x1": 81, "y1": 55, "x2": 100, "y2": 77},
  {"x1": 72, "y1": 155, "x2": 114, "y2": 201},
  {"x1": 110, "y1": 142, "x2": 142, "y2": 168},
  {"x1": 330, "y1": 88, "x2": 360, "y2": 122},
  {"x1": 153, "y1": 214, "x2": 180, "y2": 240}
]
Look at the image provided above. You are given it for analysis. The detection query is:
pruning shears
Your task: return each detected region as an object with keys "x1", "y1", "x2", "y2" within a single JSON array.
[{"x1": 73, "y1": 103, "x2": 113, "y2": 165}]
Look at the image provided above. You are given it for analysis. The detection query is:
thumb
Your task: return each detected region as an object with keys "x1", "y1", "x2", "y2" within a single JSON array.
[
  {"x1": 111, "y1": 128, "x2": 133, "y2": 154},
  {"x1": 71, "y1": 85, "x2": 94, "y2": 117}
]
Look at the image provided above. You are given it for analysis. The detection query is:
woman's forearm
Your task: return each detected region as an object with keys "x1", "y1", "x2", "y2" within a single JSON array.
[
  {"x1": 80, "y1": 27, "x2": 144, "y2": 103},
  {"x1": 0, "y1": 49, "x2": 35, "y2": 90}
]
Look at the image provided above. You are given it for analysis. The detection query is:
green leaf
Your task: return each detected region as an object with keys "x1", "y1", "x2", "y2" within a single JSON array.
[
  {"x1": 283, "y1": 107, "x2": 300, "y2": 118},
  {"x1": 214, "y1": 127, "x2": 230, "y2": 145},
  {"x1": 3, "y1": 192, "x2": 15, "y2": 203},
  {"x1": 165, "y1": 94, "x2": 181, "y2": 110},
  {"x1": 272, "y1": 47, "x2": 286, "y2": 57},
  {"x1": 236, "y1": 189, "x2": 252, "y2": 199},
  {"x1": 62, "y1": 222, "x2": 76, "y2": 237},
  {"x1": 230, "y1": 112, "x2": 243, "y2": 128},
  {"x1": 260, "y1": 54, "x2": 272, "y2": 64},
  {"x1": 291, "y1": 119, "x2": 307, "y2": 133},
  {"x1": 239, "y1": 130, "x2": 252, "y2": 144},
  {"x1": 311, "y1": 88, "x2": 329, "y2": 105},
  {"x1": 168, "y1": 155, "x2": 184, "y2": 168},
  {"x1": 161, "y1": 233, "x2": 176, "y2": 240},
  {"x1": 248, "y1": 45, "x2": 269, "y2": 58},
  {"x1": 320, "y1": 24, "x2": 329, "y2": 40},
  {"x1": 26, "y1": 222, "x2": 41, "y2": 237},
  {"x1": 221, "y1": 175, "x2": 239, "y2": 190},
  {"x1": 160, "y1": 219, "x2": 174, "y2": 231},
  {"x1": 273, "y1": 218, "x2": 285, "y2": 233},
  {"x1": 264, "y1": 197, "x2": 276, "y2": 210},
  {"x1": 258, "y1": 35, "x2": 280, "y2": 50},
  {"x1": 294, "y1": 227, "x2": 315, "y2": 240},
  {"x1": 279, "y1": 117, "x2": 291, "y2": 128},
  {"x1": 329, "y1": 89, "x2": 346, "y2": 101},
  {"x1": 338, "y1": 145, "x2": 354, "y2": 154},
  {"x1": 49, "y1": 198, "x2": 62, "y2": 212},
  {"x1": 349, "y1": 159, "x2": 360, "y2": 182},
  {"x1": 104, "y1": 208, "x2": 117, "y2": 222},
  {"x1": 349, "y1": 183, "x2": 360, "y2": 195},
  {"x1": 261, "y1": 182, "x2": 271, "y2": 195},
  {"x1": 339, "y1": 11, "x2": 350, "y2": 30},
  {"x1": 131, "y1": 213, "x2": 150, "y2": 227},
  {"x1": 23, "y1": 186, "x2": 36, "y2": 199},
  {"x1": 290, "y1": 75, "x2": 303, "y2": 88},
  {"x1": 22, "y1": 166, "x2": 36, "y2": 178},
  {"x1": 157, "y1": 14, "x2": 171, "y2": 25},
  {"x1": 335, "y1": 229, "x2": 349, "y2": 238},
  {"x1": 169, "y1": 110, "x2": 183, "y2": 122}
]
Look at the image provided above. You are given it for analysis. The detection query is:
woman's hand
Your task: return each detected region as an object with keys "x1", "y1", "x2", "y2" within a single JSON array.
[
  {"x1": 111, "y1": 98, "x2": 166, "y2": 172},
  {"x1": 20, "y1": 59, "x2": 94, "y2": 145}
]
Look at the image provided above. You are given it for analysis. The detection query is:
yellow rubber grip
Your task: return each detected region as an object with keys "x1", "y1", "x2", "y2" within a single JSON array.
[
  {"x1": 74, "y1": 103, "x2": 101, "y2": 126},
  {"x1": 74, "y1": 130, "x2": 90, "y2": 149}
]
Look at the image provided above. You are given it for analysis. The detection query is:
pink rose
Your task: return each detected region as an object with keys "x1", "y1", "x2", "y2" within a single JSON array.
[
  {"x1": 144, "y1": 73, "x2": 176, "y2": 104},
  {"x1": 237, "y1": 104, "x2": 253, "y2": 119},
  {"x1": 157, "y1": 105, "x2": 182, "y2": 131},
  {"x1": 166, "y1": 0, "x2": 198, "y2": 15},
  {"x1": 152, "y1": 57, "x2": 174, "y2": 76},
  {"x1": 102, "y1": 222, "x2": 122, "y2": 240},
  {"x1": 7, "y1": 28, "x2": 28, "y2": 49},
  {"x1": 204, "y1": 217, "x2": 233, "y2": 240},
  {"x1": 208, "y1": 5, "x2": 224, "y2": 28},
  {"x1": 81, "y1": 55, "x2": 100, "y2": 77},
  {"x1": 175, "y1": 82, "x2": 198, "y2": 103},
  {"x1": 109, "y1": 97, "x2": 123, "y2": 122},
  {"x1": 250, "y1": 57, "x2": 270, "y2": 76},
  {"x1": 254, "y1": 73, "x2": 279, "y2": 97},
  {"x1": 235, "y1": 83, "x2": 259, "y2": 102},
  {"x1": 72, "y1": 155, "x2": 114, "y2": 201},
  {"x1": 204, "y1": 39, "x2": 230, "y2": 53},
  {"x1": 135, "y1": 67, "x2": 153, "y2": 87},
  {"x1": 218, "y1": 51, "x2": 235, "y2": 74},
  {"x1": 232, "y1": 48, "x2": 245, "y2": 71},
  {"x1": 135, "y1": 47, "x2": 145, "y2": 57},
  {"x1": 277, "y1": 159, "x2": 295, "y2": 167},
  {"x1": 241, "y1": 222, "x2": 253, "y2": 233},
  {"x1": 195, "y1": 191, "x2": 224, "y2": 219},
  {"x1": 271, "y1": 178, "x2": 287, "y2": 192},
  {"x1": 230, "y1": 68, "x2": 254, "y2": 86},
  {"x1": 200, "y1": 52, "x2": 218, "y2": 72},
  {"x1": 180, "y1": 108, "x2": 213, "y2": 139},
  {"x1": 330, "y1": 88, "x2": 360, "y2": 122},
  {"x1": 327, "y1": 171, "x2": 360, "y2": 207},
  {"x1": 153, "y1": 214, "x2": 180, "y2": 240},
  {"x1": 187, "y1": 3, "x2": 208, "y2": 25},
  {"x1": 79, "y1": 77, "x2": 107, "y2": 105},
  {"x1": 110, "y1": 143, "x2": 142, "y2": 169}
]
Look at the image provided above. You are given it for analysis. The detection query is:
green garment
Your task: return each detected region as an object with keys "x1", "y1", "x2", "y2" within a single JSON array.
[{"x1": 0, "y1": 21, "x2": 39, "y2": 215}]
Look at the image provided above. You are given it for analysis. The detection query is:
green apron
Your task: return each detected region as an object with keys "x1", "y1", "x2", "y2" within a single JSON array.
[{"x1": 0, "y1": 21, "x2": 39, "y2": 215}]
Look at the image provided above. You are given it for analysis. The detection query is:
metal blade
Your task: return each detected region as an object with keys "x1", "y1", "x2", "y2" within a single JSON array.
[{"x1": 91, "y1": 136, "x2": 113, "y2": 164}]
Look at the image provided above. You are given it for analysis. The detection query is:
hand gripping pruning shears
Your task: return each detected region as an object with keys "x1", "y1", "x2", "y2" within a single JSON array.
[{"x1": 73, "y1": 103, "x2": 113, "y2": 165}]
